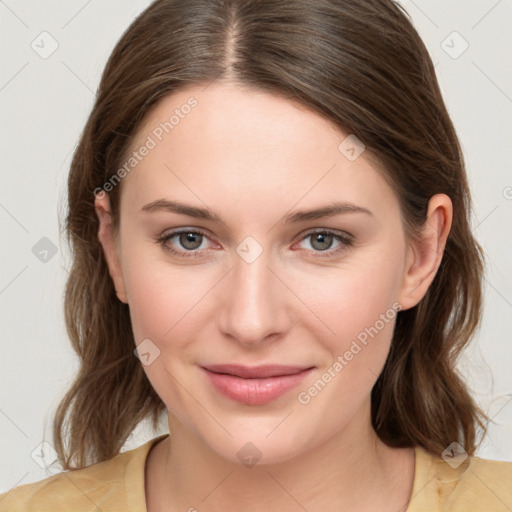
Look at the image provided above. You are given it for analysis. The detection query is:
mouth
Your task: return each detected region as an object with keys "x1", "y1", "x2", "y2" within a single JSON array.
[{"x1": 200, "y1": 364, "x2": 315, "y2": 405}]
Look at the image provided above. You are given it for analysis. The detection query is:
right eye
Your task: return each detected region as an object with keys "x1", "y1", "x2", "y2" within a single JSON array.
[{"x1": 156, "y1": 229, "x2": 215, "y2": 258}]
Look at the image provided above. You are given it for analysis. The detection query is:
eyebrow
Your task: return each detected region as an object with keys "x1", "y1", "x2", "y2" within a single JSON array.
[{"x1": 140, "y1": 198, "x2": 373, "y2": 224}]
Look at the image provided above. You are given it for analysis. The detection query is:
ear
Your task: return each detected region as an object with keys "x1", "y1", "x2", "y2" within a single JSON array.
[
  {"x1": 397, "y1": 193, "x2": 453, "y2": 311},
  {"x1": 95, "y1": 193, "x2": 128, "y2": 304}
]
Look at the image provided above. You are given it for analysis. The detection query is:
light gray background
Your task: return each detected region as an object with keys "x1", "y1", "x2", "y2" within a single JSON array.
[{"x1": 0, "y1": 0, "x2": 511, "y2": 493}]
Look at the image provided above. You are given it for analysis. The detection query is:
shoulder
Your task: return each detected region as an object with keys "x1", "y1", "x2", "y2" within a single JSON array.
[
  {"x1": 0, "y1": 453, "x2": 129, "y2": 511},
  {"x1": 411, "y1": 445, "x2": 512, "y2": 511},
  {"x1": 0, "y1": 435, "x2": 168, "y2": 512}
]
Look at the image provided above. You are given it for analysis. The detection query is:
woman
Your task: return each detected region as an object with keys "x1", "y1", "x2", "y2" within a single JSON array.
[{"x1": 1, "y1": 0, "x2": 511, "y2": 510}]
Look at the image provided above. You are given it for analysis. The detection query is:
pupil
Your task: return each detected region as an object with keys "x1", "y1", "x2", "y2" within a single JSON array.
[
  {"x1": 314, "y1": 233, "x2": 331, "y2": 250},
  {"x1": 181, "y1": 232, "x2": 201, "y2": 249}
]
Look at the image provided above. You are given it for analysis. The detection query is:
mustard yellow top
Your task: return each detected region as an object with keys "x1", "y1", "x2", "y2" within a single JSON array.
[{"x1": 1, "y1": 434, "x2": 511, "y2": 511}]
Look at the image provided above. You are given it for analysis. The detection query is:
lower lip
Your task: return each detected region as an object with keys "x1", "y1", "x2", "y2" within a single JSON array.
[{"x1": 201, "y1": 367, "x2": 314, "y2": 405}]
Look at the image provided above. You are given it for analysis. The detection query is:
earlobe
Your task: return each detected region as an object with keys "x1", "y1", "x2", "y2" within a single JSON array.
[
  {"x1": 94, "y1": 194, "x2": 128, "y2": 304},
  {"x1": 398, "y1": 194, "x2": 453, "y2": 311}
]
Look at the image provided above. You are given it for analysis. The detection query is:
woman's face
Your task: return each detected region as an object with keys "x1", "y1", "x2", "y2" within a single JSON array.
[{"x1": 97, "y1": 82, "x2": 432, "y2": 464}]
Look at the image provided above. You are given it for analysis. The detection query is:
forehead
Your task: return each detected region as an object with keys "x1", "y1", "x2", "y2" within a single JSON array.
[
  {"x1": 131, "y1": 81, "x2": 344, "y2": 162},
  {"x1": 118, "y1": 82, "x2": 399, "y2": 224}
]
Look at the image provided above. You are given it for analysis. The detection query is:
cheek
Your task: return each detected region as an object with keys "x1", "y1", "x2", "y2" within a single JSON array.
[
  {"x1": 123, "y1": 258, "x2": 208, "y2": 345},
  {"x1": 121, "y1": 253, "x2": 214, "y2": 415},
  {"x1": 117, "y1": 222, "x2": 210, "y2": 339},
  {"x1": 292, "y1": 242, "x2": 404, "y2": 344},
  {"x1": 293, "y1": 286, "x2": 401, "y2": 436},
  {"x1": 291, "y1": 244, "x2": 404, "y2": 403}
]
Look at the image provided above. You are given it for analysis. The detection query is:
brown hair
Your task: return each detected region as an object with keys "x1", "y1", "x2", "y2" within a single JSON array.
[{"x1": 54, "y1": 0, "x2": 488, "y2": 470}]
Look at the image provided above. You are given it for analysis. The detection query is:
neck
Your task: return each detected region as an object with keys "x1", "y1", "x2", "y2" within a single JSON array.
[{"x1": 146, "y1": 401, "x2": 415, "y2": 512}]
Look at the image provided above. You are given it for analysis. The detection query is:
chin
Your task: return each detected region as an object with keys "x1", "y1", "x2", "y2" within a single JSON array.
[
  {"x1": 224, "y1": 438, "x2": 305, "y2": 467},
  {"x1": 195, "y1": 419, "x2": 317, "y2": 467}
]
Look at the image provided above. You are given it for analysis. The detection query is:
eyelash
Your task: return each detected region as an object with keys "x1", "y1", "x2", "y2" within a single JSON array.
[{"x1": 156, "y1": 228, "x2": 354, "y2": 260}]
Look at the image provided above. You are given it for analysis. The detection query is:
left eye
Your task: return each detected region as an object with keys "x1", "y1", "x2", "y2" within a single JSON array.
[
  {"x1": 170, "y1": 231, "x2": 206, "y2": 251},
  {"x1": 296, "y1": 230, "x2": 353, "y2": 258},
  {"x1": 297, "y1": 230, "x2": 352, "y2": 253},
  {"x1": 156, "y1": 229, "x2": 353, "y2": 259}
]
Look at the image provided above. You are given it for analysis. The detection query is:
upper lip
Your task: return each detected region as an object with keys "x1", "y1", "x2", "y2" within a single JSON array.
[{"x1": 202, "y1": 364, "x2": 313, "y2": 379}]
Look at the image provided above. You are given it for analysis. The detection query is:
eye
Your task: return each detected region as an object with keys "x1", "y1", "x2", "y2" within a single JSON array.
[
  {"x1": 156, "y1": 228, "x2": 354, "y2": 259},
  {"x1": 156, "y1": 229, "x2": 214, "y2": 258},
  {"x1": 296, "y1": 229, "x2": 354, "y2": 258}
]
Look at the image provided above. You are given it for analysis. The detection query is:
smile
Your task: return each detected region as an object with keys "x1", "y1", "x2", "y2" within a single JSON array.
[{"x1": 200, "y1": 364, "x2": 315, "y2": 405}]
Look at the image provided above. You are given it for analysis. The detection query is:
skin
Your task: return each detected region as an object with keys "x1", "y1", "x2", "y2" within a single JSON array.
[{"x1": 95, "y1": 81, "x2": 452, "y2": 512}]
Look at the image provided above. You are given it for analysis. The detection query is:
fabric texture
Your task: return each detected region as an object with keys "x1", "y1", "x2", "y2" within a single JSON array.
[{"x1": 1, "y1": 434, "x2": 511, "y2": 511}]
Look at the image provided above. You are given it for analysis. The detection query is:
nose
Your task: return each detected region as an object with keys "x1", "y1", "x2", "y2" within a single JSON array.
[{"x1": 217, "y1": 246, "x2": 291, "y2": 347}]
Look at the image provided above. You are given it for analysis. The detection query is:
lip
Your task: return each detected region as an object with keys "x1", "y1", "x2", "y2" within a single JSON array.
[{"x1": 201, "y1": 364, "x2": 314, "y2": 405}]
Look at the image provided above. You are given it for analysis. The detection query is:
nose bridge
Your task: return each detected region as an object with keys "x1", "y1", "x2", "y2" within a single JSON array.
[{"x1": 218, "y1": 240, "x2": 289, "y2": 345}]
